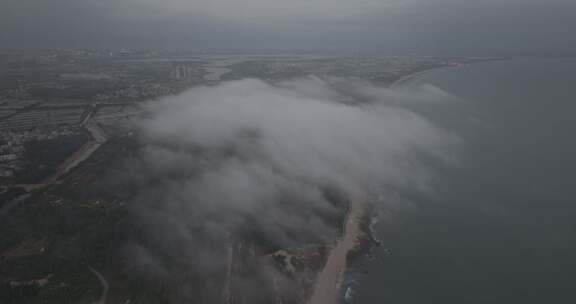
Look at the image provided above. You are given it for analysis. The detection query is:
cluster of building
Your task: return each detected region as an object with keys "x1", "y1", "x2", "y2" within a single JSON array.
[
  {"x1": 93, "y1": 82, "x2": 176, "y2": 102},
  {"x1": 0, "y1": 49, "x2": 205, "y2": 105},
  {"x1": 0, "y1": 126, "x2": 79, "y2": 178},
  {"x1": 172, "y1": 63, "x2": 204, "y2": 81},
  {"x1": 0, "y1": 86, "x2": 31, "y2": 100}
]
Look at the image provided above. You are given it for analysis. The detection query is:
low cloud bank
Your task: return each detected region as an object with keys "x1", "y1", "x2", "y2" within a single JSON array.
[{"x1": 119, "y1": 77, "x2": 459, "y2": 301}]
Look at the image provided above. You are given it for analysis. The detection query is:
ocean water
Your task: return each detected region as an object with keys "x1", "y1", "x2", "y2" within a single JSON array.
[{"x1": 352, "y1": 58, "x2": 576, "y2": 304}]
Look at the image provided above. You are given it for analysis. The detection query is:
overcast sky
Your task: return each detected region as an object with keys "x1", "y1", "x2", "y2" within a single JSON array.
[{"x1": 1, "y1": 0, "x2": 575, "y2": 54}]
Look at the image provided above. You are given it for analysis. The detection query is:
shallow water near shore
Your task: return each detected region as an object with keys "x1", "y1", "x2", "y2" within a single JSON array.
[{"x1": 351, "y1": 58, "x2": 576, "y2": 304}]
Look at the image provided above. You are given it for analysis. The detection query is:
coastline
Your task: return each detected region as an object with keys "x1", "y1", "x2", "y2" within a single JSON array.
[
  {"x1": 308, "y1": 190, "x2": 368, "y2": 304},
  {"x1": 390, "y1": 58, "x2": 509, "y2": 89},
  {"x1": 307, "y1": 59, "x2": 501, "y2": 304}
]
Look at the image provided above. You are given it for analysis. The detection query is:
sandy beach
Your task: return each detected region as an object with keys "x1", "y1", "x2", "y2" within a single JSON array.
[{"x1": 308, "y1": 190, "x2": 367, "y2": 304}]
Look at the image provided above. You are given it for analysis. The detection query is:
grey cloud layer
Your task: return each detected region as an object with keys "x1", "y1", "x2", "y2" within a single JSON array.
[{"x1": 1, "y1": 0, "x2": 575, "y2": 52}]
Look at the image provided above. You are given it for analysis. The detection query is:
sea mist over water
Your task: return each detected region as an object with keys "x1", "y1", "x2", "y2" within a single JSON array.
[{"x1": 117, "y1": 77, "x2": 459, "y2": 301}]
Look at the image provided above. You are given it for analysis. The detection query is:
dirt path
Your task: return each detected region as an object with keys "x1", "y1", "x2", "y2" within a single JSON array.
[
  {"x1": 15, "y1": 109, "x2": 108, "y2": 191},
  {"x1": 308, "y1": 190, "x2": 367, "y2": 304},
  {"x1": 89, "y1": 267, "x2": 109, "y2": 304}
]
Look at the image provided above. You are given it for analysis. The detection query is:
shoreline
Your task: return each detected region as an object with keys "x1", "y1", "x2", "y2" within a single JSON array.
[
  {"x1": 328, "y1": 57, "x2": 509, "y2": 304},
  {"x1": 308, "y1": 190, "x2": 368, "y2": 304},
  {"x1": 390, "y1": 58, "x2": 509, "y2": 89},
  {"x1": 307, "y1": 58, "x2": 507, "y2": 304}
]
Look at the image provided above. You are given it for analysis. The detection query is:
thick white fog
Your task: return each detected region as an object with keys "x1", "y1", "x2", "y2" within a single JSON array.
[{"x1": 119, "y1": 78, "x2": 459, "y2": 300}]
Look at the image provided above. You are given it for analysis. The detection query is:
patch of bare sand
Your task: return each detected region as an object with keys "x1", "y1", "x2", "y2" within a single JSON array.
[{"x1": 308, "y1": 190, "x2": 367, "y2": 304}]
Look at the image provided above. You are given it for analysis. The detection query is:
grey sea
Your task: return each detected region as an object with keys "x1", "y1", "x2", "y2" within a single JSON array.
[{"x1": 352, "y1": 58, "x2": 576, "y2": 304}]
